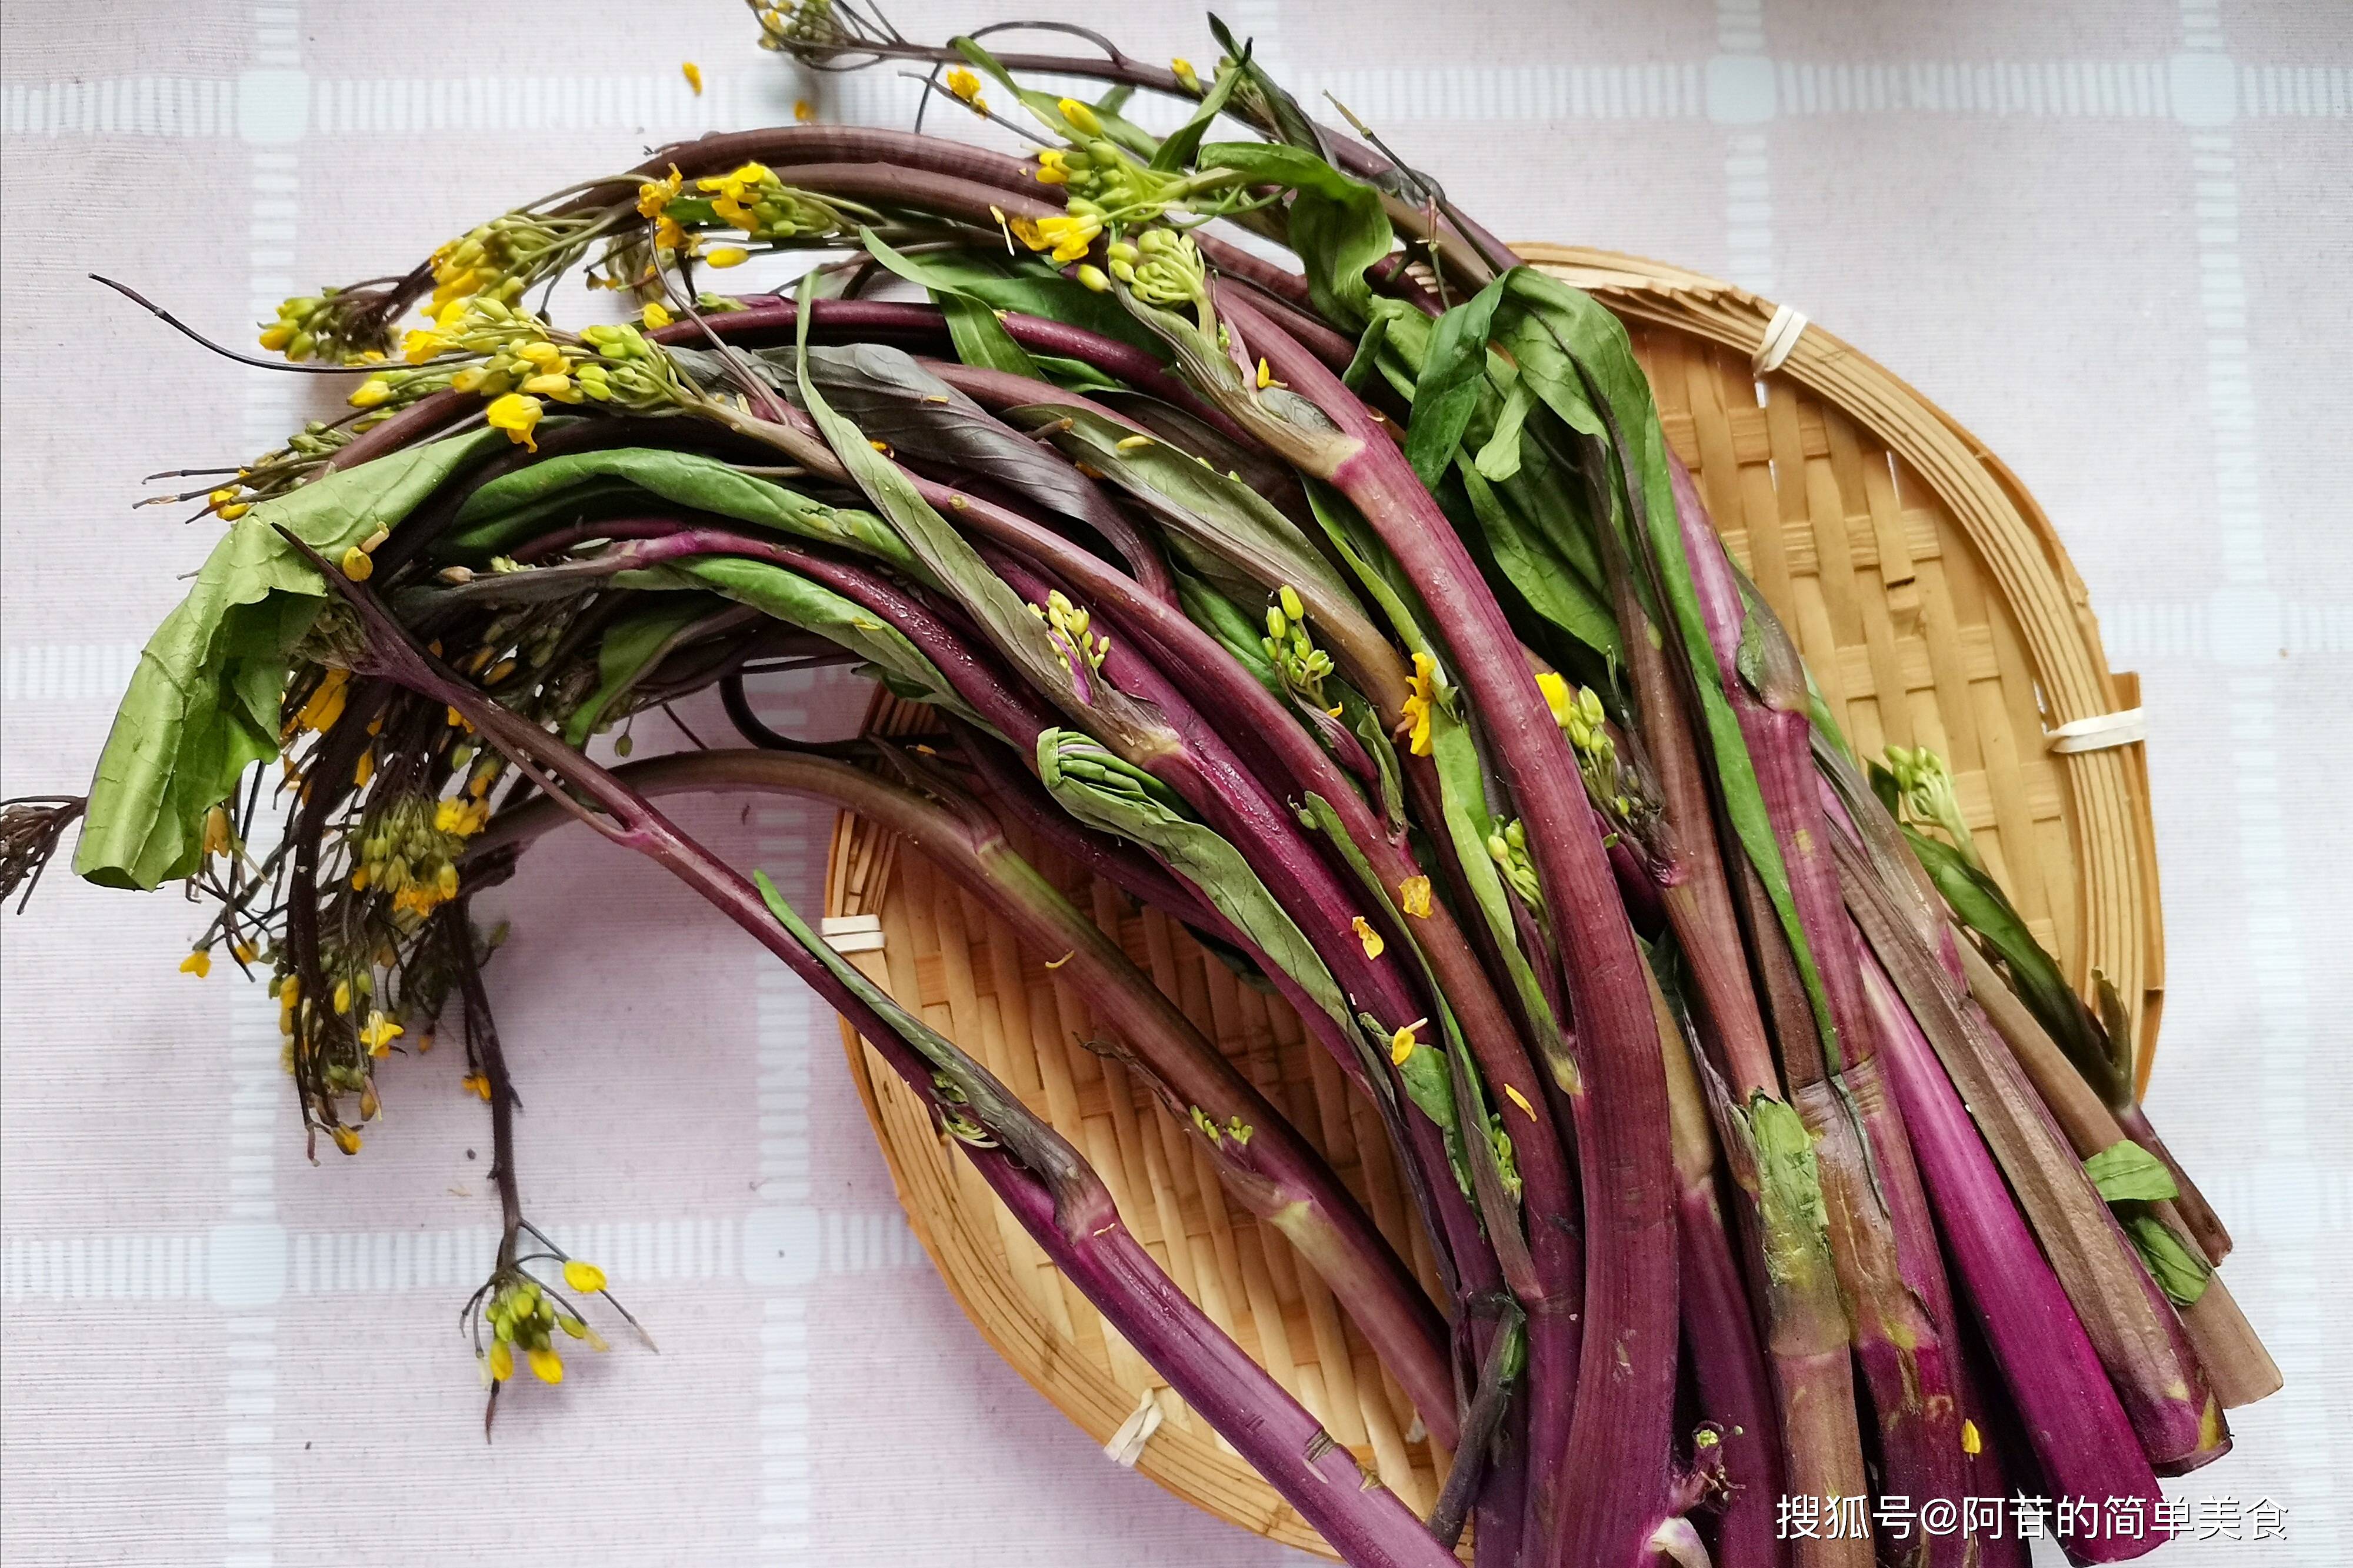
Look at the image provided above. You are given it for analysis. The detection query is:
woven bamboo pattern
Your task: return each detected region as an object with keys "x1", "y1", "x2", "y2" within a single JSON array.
[{"x1": 821, "y1": 251, "x2": 2167, "y2": 1556}]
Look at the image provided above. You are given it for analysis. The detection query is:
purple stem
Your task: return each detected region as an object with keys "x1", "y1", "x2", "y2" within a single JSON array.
[
  {"x1": 304, "y1": 542, "x2": 1460, "y2": 1568},
  {"x1": 1671, "y1": 457, "x2": 1972, "y2": 1561},
  {"x1": 1857, "y1": 945, "x2": 2168, "y2": 1565},
  {"x1": 1221, "y1": 289, "x2": 1682, "y2": 1568},
  {"x1": 472, "y1": 746, "x2": 1454, "y2": 1442}
]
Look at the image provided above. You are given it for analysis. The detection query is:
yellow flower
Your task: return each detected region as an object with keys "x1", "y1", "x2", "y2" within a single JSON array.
[
  {"x1": 359, "y1": 1012, "x2": 404, "y2": 1056},
  {"x1": 332, "y1": 978, "x2": 352, "y2": 1015},
  {"x1": 401, "y1": 329, "x2": 444, "y2": 365},
  {"x1": 330, "y1": 1125, "x2": 362, "y2": 1156},
  {"x1": 179, "y1": 949, "x2": 212, "y2": 978},
  {"x1": 640, "y1": 300, "x2": 672, "y2": 329},
  {"x1": 462, "y1": 1072, "x2": 492, "y2": 1102},
  {"x1": 258, "y1": 322, "x2": 295, "y2": 352},
  {"x1": 704, "y1": 246, "x2": 751, "y2": 269},
  {"x1": 216, "y1": 502, "x2": 249, "y2": 521},
  {"x1": 636, "y1": 165, "x2": 683, "y2": 220},
  {"x1": 203, "y1": 804, "x2": 234, "y2": 858},
  {"x1": 437, "y1": 863, "x2": 460, "y2": 899},
  {"x1": 298, "y1": 668, "x2": 349, "y2": 733},
  {"x1": 485, "y1": 392, "x2": 543, "y2": 450},
  {"x1": 945, "y1": 67, "x2": 986, "y2": 114},
  {"x1": 519, "y1": 372, "x2": 574, "y2": 399},
  {"x1": 232, "y1": 942, "x2": 258, "y2": 965},
  {"x1": 340, "y1": 545, "x2": 374, "y2": 582},
  {"x1": 352, "y1": 750, "x2": 375, "y2": 787},
  {"x1": 681, "y1": 61, "x2": 702, "y2": 95},
  {"x1": 1172, "y1": 58, "x2": 1201, "y2": 93},
  {"x1": 528, "y1": 1346, "x2": 564, "y2": 1384},
  {"x1": 1535, "y1": 670, "x2": 1574, "y2": 729},
  {"x1": 563, "y1": 1259, "x2": 608, "y2": 1294},
  {"x1": 1398, "y1": 875, "x2": 1433, "y2": 919},
  {"x1": 794, "y1": 99, "x2": 815, "y2": 123},
  {"x1": 1034, "y1": 148, "x2": 1069, "y2": 186},
  {"x1": 488, "y1": 1340, "x2": 514, "y2": 1382},
  {"x1": 1503, "y1": 1083, "x2": 1537, "y2": 1119},
  {"x1": 1351, "y1": 915, "x2": 1386, "y2": 960},
  {"x1": 1056, "y1": 96, "x2": 1101, "y2": 135},
  {"x1": 1401, "y1": 651, "x2": 1438, "y2": 757},
  {"x1": 1389, "y1": 1019, "x2": 1424, "y2": 1068},
  {"x1": 654, "y1": 213, "x2": 689, "y2": 254},
  {"x1": 1256, "y1": 357, "x2": 1274, "y2": 389},
  {"x1": 348, "y1": 377, "x2": 394, "y2": 409},
  {"x1": 1009, "y1": 211, "x2": 1101, "y2": 265}
]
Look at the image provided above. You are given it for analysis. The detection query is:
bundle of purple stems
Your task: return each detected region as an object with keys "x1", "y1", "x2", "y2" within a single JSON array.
[{"x1": 5, "y1": 9, "x2": 2278, "y2": 1567}]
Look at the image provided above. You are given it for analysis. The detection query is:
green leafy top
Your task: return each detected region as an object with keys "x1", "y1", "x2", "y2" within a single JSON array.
[{"x1": 76, "y1": 432, "x2": 499, "y2": 890}]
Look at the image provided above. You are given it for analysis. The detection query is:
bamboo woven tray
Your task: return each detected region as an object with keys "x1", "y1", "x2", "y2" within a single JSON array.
[{"x1": 820, "y1": 248, "x2": 2166, "y2": 1556}]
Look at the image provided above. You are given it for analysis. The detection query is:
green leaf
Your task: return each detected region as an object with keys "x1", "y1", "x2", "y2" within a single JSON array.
[
  {"x1": 754, "y1": 869, "x2": 1082, "y2": 1182},
  {"x1": 1453, "y1": 458, "x2": 1619, "y2": 663},
  {"x1": 1427, "y1": 707, "x2": 1578, "y2": 1095},
  {"x1": 76, "y1": 432, "x2": 501, "y2": 890},
  {"x1": 563, "y1": 593, "x2": 719, "y2": 745},
  {"x1": 1150, "y1": 50, "x2": 1249, "y2": 173},
  {"x1": 1403, "y1": 275, "x2": 1509, "y2": 488},
  {"x1": 1473, "y1": 381, "x2": 1537, "y2": 483},
  {"x1": 2121, "y1": 1210, "x2": 2212, "y2": 1306},
  {"x1": 788, "y1": 278, "x2": 1116, "y2": 728},
  {"x1": 1012, "y1": 402, "x2": 1355, "y2": 611},
  {"x1": 1035, "y1": 729, "x2": 1351, "y2": 1033},
  {"x1": 884, "y1": 248, "x2": 1168, "y2": 356},
  {"x1": 1905, "y1": 828, "x2": 2124, "y2": 1103},
  {"x1": 1173, "y1": 569, "x2": 1284, "y2": 698},
  {"x1": 789, "y1": 349, "x2": 1139, "y2": 551},
  {"x1": 1300, "y1": 481, "x2": 1441, "y2": 664},
  {"x1": 615, "y1": 557, "x2": 987, "y2": 731},
  {"x1": 445, "y1": 447, "x2": 921, "y2": 578},
  {"x1": 2085, "y1": 1139, "x2": 2180, "y2": 1204},
  {"x1": 1197, "y1": 141, "x2": 1392, "y2": 327},
  {"x1": 1026, "y1": 353, "x2": 1125, "y2": 393},
  {"x1": 949, "y1": 36, "x2": 1123, "y2": 150},
  {"x1": 1501, "y1": 266, "x2": 1843, "y2": 1059},
  {"x1": 1205, "y1": 15, "x2": 1329, "y2": 155},
  {"x1": 857, "y1": 229, "x2": 1043, "y2": 380},
  {"x1": 1342, "y1": 309, "x2": 1394, "y2": 392}
]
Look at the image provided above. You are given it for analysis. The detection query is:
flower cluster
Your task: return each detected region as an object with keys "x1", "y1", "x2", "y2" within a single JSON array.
[
  {"x1": 1109, "y1": 229, "x2": 1208, "y2": 316},
  {"x1": 1539, "y1": 671, "x2": 1637, "y2": 822},
  {"x1": 1487, "y1": 819, "x2": 1543, "y2": 908},
  {"x1": 1029, "y1": 589, "x2": 1111, "y2": 678},
  {"x1": 200, "y1": 422, "x2": 355, "y2": 519},
  {"x1": 353, "y1": 790, "x2": 486, "y2": 923},
  {"x1": 429, "y1": 211, "x2": 603, "y2": 316},
  {"x1": 1009, "y1": 203, "x2": 1104, "y2": 266},
  {"x1": 1884, "y1": 743, "x2": 1978, "y2": 863},
  {"x1": 258, "y1": 287, "x2": 398, "y2": 365},
  {"x1": 349, "y1": 299, "x2": 686, "y2": 449},
  {"x1": 1261, "y1": 586, "x2": 1337, "y2": 713},
  {"x1": 749, "y1": 0, "x2": 839, "y2": 52},
  {"x1": 479, "y1": 1262, "x2": 609, "y2": 1386},
  {"x1": 695, "y1": 159, "x2": 855, "y2": 243}
]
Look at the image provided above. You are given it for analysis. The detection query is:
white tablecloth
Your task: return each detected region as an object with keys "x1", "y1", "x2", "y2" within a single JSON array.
[{"x1": 3, "y1": 2, "x2": 2345, "y2": 1564}]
